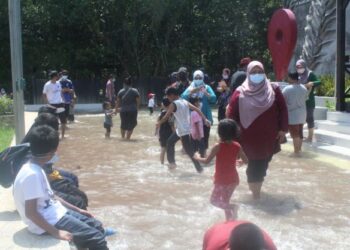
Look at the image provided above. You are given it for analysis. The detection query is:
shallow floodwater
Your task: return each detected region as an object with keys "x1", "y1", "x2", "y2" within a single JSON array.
[{"x1": 57, "y1": 111, "x2": 350, "y2": 250}]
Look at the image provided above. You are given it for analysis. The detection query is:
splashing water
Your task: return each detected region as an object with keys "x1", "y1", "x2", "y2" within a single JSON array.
[{"x1": 57, "y1": 111, "x2": 350, "y2": 250}]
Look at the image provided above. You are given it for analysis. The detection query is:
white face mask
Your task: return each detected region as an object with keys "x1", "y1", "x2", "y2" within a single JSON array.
[
  {"x1": 297, "y1": 68, "x2": 305, "y2": 74},
  {"x1": 222, "y1": 74, "x2": 229, "y2": 80}
]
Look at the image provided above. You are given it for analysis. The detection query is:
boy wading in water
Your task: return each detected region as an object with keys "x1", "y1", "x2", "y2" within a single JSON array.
[
  {"x1": 13, "y1": 125, "x2": 110, "y2": 250},
  {"x1": 156, "y1": 87, "x2": 210, "y2": 173},
  {"x1": 282, "y1": 72, "x2": 309, "y2": 156},
  {"x1": 195, "y1": 119, "x2": 248, "y2": 220}
]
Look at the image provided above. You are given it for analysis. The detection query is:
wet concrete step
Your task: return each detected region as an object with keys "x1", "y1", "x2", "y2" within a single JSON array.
[
  {"x1": 315, "y1": 120, "x2": 350, "y2": 135},
  {"x1": 327, "y1": 111, "x2": 350, "y2": 123},
  {"x1": 316, "y1": 144, "x2": 350, "y2": 160},
  {"x1": 314, "y1": 129, "x2": 350, "y2": 148}
]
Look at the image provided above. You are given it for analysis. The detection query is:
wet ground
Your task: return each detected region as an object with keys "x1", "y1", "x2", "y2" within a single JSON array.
[{"x1": 57, "y1": 111, "x2": 350, "y2": 250}]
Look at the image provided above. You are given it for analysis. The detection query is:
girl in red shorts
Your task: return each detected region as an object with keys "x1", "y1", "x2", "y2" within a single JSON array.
[{"x1": 195, "y1": 119, "x2": 248, "y2": 220}]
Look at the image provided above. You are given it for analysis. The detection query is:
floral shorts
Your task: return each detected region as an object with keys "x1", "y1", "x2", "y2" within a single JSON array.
[{"x1": 210, "y1": 183, "x2": 237, "y2": 209}]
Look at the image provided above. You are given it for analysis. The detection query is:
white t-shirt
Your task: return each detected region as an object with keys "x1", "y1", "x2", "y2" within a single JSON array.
[
  {"x1": 13, "y1": 161, "x2": 67, "y2": 235},
  {"x1": 282, "y1": 84, "x2": 308, "y2": 125},
  {"x1": 148, "y1": 98, "x2": 155, "y2": 108},
  {"x1": 173, "y1": 99, "x2": 191, "y2": 136},
  {"x1": 43, "y1": 81, "x2": 63, "y2": 104}
]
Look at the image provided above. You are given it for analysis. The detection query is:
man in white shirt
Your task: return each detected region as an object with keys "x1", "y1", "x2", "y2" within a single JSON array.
[
  {"x1": 42, "y1": 71, "x2": 67, "y2": 138},
  {"x1": 13, "y1": 125, "x2": 109, "y2": 249}
]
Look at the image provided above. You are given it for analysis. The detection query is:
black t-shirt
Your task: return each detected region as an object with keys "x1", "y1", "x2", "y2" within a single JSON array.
[
  {"x1": 117, "y1": 87, "x2": 140, "y2": 112},
  {"x1": 158, "y1": 110, "x2": 173, "y2": 139}
]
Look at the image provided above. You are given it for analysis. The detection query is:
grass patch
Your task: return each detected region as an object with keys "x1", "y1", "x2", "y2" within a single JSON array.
[
  {"x1": 0, "y1": 126, "x2": 14, "y2": 151},
  {"x1": 0, "y1": 116, "x2": 14, "y2": 151}
]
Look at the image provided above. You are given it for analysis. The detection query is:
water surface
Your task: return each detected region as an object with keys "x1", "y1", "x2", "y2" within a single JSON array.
[{"x1": 57, "y1": 111, "x2": 350, "y2": 250}]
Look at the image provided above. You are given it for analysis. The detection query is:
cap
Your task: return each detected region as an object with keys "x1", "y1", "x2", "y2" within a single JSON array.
[
  {"x1": 240, "y1": 57, "x2": 252, "y2": 67},
  {"x1": 148, "y1": 93, "x2": 155, "y2": 99}
]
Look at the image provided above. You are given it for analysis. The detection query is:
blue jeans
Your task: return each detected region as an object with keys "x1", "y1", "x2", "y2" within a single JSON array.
[
  {"x1": 58, "y1": 168, "x2": 79, "y2": 187},
  {"x1": 55, "y1": 210, "x2": 108, "y2": 250}
]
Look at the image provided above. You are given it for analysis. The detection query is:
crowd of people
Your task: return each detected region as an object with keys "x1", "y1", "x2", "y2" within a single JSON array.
[{"x1": 5, "y1": 57, "x2": 321, "y2": 249}]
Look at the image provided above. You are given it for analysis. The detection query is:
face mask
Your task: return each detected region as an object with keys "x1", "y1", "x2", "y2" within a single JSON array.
[
  {"x1": 47, "y1": 154, "x2": 59, "y2": 164},
  {"x1": 193, "y1": 79, "x2": 204, "y2": 88},
  {"x1": 249, "y1": 74, "x2": 265, "y2": 85},
  {"x1": 222, "y1": 74, "x2": 229, "y2": 80},
  {"x1": 297, "y1": 68, "x2": 305, "y2": 74},
  {"x1": 61, "y1": 75, "x2": 68, "y2": 80}
]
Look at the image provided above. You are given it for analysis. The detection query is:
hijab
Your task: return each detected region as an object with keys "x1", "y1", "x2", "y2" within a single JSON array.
[
  {"x1": 190, "y1": 70, "x2": 206, "y2": 98},
  {"x1": 296, "y1": 59, "x2": 311, "y2": 85},
  {"x1": 237, "y1": 61, "x2": 275, "y2": 129}
]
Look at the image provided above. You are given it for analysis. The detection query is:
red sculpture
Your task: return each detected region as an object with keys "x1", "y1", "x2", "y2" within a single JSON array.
[{"x1": 268, "y1": 8, "x2": 297, "y2": 81}]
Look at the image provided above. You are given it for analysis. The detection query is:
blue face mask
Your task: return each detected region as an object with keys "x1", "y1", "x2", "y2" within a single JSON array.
[
  {"x1": 193, "y1": 79, "x2": 204, "y2": 88},
  {"x1": 47, "y1": 154, "x2": 60, "y2": 164},
  {"x1": 249, "y1": 74, "x2": 265, "y2": 85}
]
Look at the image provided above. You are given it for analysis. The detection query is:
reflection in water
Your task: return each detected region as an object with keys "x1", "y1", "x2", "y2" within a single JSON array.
[{"x1": 57, "y1": 112, "x2": 350, "y2": 250}]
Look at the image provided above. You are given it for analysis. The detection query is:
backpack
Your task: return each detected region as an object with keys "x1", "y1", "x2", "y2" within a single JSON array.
[{"x1": 0, "y1": 143, "x2": 31, "y2": 188}]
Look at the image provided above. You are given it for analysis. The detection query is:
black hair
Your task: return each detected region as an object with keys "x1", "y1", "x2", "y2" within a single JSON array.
[
  {"x1": 28, "y1": 125, "x2": 59, "y2": 156},
  {"x1": 218, "y1": 118, "x2": 239, "y2": 141},
  {"x1": 165, "y1": 87, "x2": 179, "y2": 96},
  {"x1": 189, "y1": 97, "x2": 199, "y2": 105},
  {"x1": 162, "y1": 97, "x2": 171, "y2": 107},
  {"x1": 61, "y1": 69, "x2": 69, "y2": 75},
  {"x1": 38, "y1": 105, "x2": 56, "y2": 115},
  {"x1": 34, "y1": 113, "x2": 59, "y2": 131},
  {"x1": 229, "y1": 223, "x2": 266, "y2": 250},
  {"x1": 177, "y1": 71, "x2": 187, "y2": 82},
  {"x1": 49, "y1": 70, "x2": 58, "y2": 79},
  {"x1": 102, "y1": 101, "x2": 111, "y2": 110},
  {"x1": 124, "y1": 76, "x2": 132, "y2": 86},
  {"x1": 288, "y1": 72, "x2": 299, "y2": 81},
  {"x1": 169, "y1": 72, "x2": 178, "y2": 83}
]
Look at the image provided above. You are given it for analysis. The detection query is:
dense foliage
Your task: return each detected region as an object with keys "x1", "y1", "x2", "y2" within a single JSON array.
[{"x1": 0, "y1": 0, "x2": 283, "y2": 86}]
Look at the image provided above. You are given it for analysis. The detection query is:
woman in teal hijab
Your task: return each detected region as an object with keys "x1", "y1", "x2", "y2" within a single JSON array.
[{"x1": 181, "y1": 70, "x2": 217, "y2": 155}]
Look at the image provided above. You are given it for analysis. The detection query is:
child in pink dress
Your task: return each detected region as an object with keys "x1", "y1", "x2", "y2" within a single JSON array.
[
  {"x1": 195, "y1": 119, "x2": 248, "y2": 220},
  {"x1": 189, "y1": 97, "x2": 205, "y2": 157}
]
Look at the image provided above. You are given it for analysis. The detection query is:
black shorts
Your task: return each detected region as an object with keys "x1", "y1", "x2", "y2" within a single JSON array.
[
  {"x1": 246, "y1": 156, "x2": 272, "y2": 183},
  {"x1": 103, "y1": 122, "x2": 112, "y2": 129},
  {"x1": 120, "y1": 111, "x2": 138, "y2": 131},
  {"x1": 51, "y1": 103, "x2": 67, "y2": 124},
  {"x1": 159, "y1": 132, "x2": 172, "y2": 148}
]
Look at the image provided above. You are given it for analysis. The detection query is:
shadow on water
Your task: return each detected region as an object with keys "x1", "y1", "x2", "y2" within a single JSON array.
[
  {"x1": 241, "y1": 193, "x2": 302, "y2": 216},
  {"x1": 13, "y1": 228, "x2": 63, "y2": 248},
  {"x1": 0, "y1": 210, "x2": 20, "y2": 221}
]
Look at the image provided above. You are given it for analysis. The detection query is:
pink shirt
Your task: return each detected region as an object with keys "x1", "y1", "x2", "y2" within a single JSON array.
[{"x1": 191, "y1": 111, "x2": 204, "y2": 140}]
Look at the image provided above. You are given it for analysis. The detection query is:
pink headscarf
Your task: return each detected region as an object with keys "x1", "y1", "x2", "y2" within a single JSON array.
[{"x1": 236, "y1": 61, "x2": 275, "y2": 129}]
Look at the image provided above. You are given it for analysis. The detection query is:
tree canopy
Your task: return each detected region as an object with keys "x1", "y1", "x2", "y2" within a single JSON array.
[{"x1": 0, "y1": 0, "x2": 283, "y2": 85}]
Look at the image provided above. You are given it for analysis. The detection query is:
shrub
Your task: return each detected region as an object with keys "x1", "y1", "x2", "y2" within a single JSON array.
[
  {"x1": 0, "y1": 96, "x2": 14, "y2": 115},
  {"x1": 315, "y1": 75, "x2": 350, "y2": 97}
]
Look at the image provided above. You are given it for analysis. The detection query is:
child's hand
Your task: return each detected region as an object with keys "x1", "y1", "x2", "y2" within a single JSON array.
[
  {"x1": 78, "y1": 209, "x2": 94, "y2": 218},
  {"x1": 55, "y1": 230, "x2": 73, "y2": 241},
  {"x1": 204, "y1": 119, "x2": 211, "y2": 127},
  {"x1": 193, "y1": 152, "x2": 201, "y2": 160}
]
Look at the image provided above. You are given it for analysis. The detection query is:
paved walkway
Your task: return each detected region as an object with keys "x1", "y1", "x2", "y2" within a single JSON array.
[{"x1": 0, "y1": 112, "x2": 67, "y2": 249}]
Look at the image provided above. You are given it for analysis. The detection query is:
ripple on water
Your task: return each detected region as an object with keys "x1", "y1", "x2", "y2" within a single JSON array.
[{"x1": 56, "y1": 114, "x2": 350, "y2": 250}]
